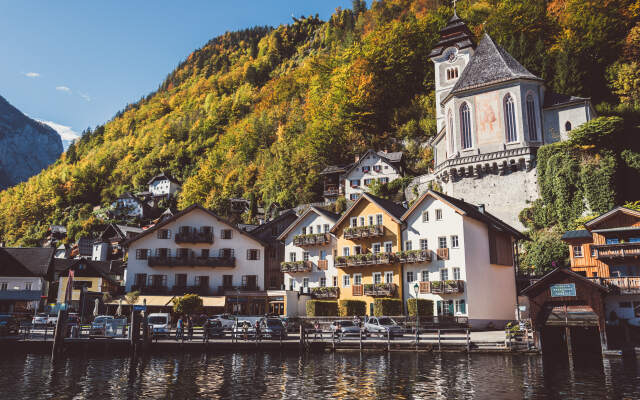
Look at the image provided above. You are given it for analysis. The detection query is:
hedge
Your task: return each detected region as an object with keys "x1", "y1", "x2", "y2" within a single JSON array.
[
  {"x1": 306, "y1": 300, "x2": 338, "y2": 316},
  {"x1": 339, "y1": 300, "x2": 366, "y2": 316},
  {"x1": 373, "y1": 298, "x2": 402, "y2": 316},
  {"x1": 407, "y1": 298, "x2": 434, "y2": 317}
]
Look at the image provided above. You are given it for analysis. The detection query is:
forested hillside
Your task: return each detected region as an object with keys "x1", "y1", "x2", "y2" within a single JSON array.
[{"x1": 0, "y1": 0, "x2": 639, "y2": 252}]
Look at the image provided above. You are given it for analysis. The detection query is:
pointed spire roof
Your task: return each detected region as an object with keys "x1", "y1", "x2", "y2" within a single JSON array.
[
  {"x1": 429, "y1": 13, "x2": 475, "y2": 58},
  {"x1": 448, "y1": 34, "x2": 542, "y2": 96}
]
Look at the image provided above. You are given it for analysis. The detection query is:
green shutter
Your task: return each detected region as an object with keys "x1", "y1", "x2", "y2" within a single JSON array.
[
  {"x1": 448, "y1": 301, "x2": 454, "y2": 315},
  {"x1": 437, "y1": 300, "x2": 442, "y2": 316},
  {"x1": 459, "y1": 300, "x2": 466, "y2": 314}
]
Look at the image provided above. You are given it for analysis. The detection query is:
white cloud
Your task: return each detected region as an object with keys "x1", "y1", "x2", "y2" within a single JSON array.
[
  {"x1": 78, "y1": 92, "x2": 91, "y2": 102},
  {"x1": 56, "y1": 86, "x2": 71, "y2": 92},
  {"x1": 36, "y1": 119, "x2": 80, "y2": 150},
  {"x1": 23, "y1": 72, "x2": 40, "y2": 78}
]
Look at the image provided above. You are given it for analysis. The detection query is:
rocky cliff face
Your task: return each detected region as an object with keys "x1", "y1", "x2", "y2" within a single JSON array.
[{"x1": 0, "y1": 94, "x2": 63, "y2": 189}]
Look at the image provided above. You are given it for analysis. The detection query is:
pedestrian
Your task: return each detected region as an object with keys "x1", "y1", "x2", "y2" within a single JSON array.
[
  {"x1": 314, "y1": 320, "x2": 320, "y2": 340},
  {"x1": 187, "y1": 315, "x2": 194, "y2": 341},
  {"x1": 176, "y1": 316, "x2": 184, "y2": 341},
  {"x1": 242, "y1": 321, "x2": 249, "y2": 341},
  {"x1": 255, "y1": 320, "x2": 261, "y2": 343},
  {"x1": 203, "y1": 318, "x2": 210, "y2": 343}
]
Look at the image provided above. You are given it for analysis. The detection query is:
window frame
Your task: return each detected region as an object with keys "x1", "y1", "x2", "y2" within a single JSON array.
[
  {"x1": 573, "y1": 245, "x2": 583, "y2": 258},
  {"x1": 504, "y1": 93, "x2": 518, "y2": 143}
]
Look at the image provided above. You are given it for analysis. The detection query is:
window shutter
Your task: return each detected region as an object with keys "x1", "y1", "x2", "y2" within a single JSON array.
[
  {"x1": 448, "y1": 301, "x2": 454, "y2": 315},
  {"x1": 167, "y1": 229, "x2": 171, "y2": 238},
  {"x1": 460, "y1": 300, "x2": 466, "y2": 314},
  {"x1": 246, "y1": 249, "x2": 251, "y2": 260},
  {"x1": 256, "y1": 250, "x2": 260, "y2": 260}
]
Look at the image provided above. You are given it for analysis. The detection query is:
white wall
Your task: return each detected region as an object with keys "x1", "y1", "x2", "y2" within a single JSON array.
[
  {"x1": 125, "y1": 208, "x2": 265, "y2": 292},
  {"x1": 432, "y1": 45, "x2": 474, "y2": 131},
  {"x1": 604, "y1": 295, "x2": 640, "y2": 324},
  {"x1": 92, "y1": 243, "x2": 109, "y2": 261},
  {"x1": 543, "y1": 102, "x2": 592, "y2": 143},
  {"x1": 0, "y1": 277, "x2": 45, "y2": 292},
  {"x1": 149, "y1": 179, "x2": 181, "y2": 196},
  {"x1": 111, "y1": 197, "x2": 143, "y2": 218},
  {"x1": 343, "y1": 153, "x2": 401, "y2": 201}
]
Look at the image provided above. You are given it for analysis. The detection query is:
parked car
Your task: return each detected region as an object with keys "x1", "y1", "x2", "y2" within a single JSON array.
[
  {"x1": 329, "y1": 320, "x2": 363, "y2": 337},
  {"x1": 0, "y1": 314, "x2": 19, "y2": 336},
  {"x1": 261, "y1": 318, "x2": 287, "y2": 339},
  {"x1": 90, "y1": 315, "x2": 114, "y2": 336},
  {"x1": 47, "y1": 314, "x2": 58, "y2": 326},
  {"x1": 209, "y1": 314, "x2": 236, "y2": 330},
  {"x1": 232, "y1": 318, "x2": 258, "y2": 338},
  {"x1": 364, "y1": 317, "x2": 404, "y2": 337},
  {"x1": 148, "y1": 313, "x2": 171, "y2": 337},
  {"x1": 32, "y1": 313, "x2": 48, "y2": 327},
  {"x1": 205, "y1": 319, "x2": 225, "y2": 337}
]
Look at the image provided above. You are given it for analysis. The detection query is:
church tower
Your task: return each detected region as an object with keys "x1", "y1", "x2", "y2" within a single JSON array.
[{"x1": 429, "y1": 12, "x2": 475, "y2": 132}]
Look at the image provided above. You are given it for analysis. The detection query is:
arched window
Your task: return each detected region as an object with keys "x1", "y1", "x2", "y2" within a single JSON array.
[
  {"x1": 447, "y1": 109, "x2": 454, "y2": 155},
  {"x1": 565, "y1": 121, "x2": 572, "y2": 132},
  {"x1": 526, "y1": 94, "x2": 537, "y2": 141},
  {"x1": 460, "y1": 103, "x2": 472, "y2": 149},
  {"x1": 504, "y1": 94, "x2": 517, "y2": 143}
]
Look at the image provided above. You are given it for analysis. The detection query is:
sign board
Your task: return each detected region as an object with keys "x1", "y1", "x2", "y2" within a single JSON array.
[
  {"x1": 133, "y1": 305, "x2": 147, "y2": 311},
  {"x1": 550, "y1": 283, "x2": 576, "y2": 297}
]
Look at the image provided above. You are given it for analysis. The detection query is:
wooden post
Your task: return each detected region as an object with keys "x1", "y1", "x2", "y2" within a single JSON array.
[
  {"x1": 359, "y1": 328, "x2": 363, "y2": 351},
  {"x1": 299, "y1": 324, "x2": 304, "y2": 351},
  {"x1": 525, "y1": 328, "x2": 530, "y2": 350},
  {"x1": 437, "y1": 329, "x2": 441, "y2": 352},
  {"x1": 332, "y1": 328, "x2": 335, "y2": 351},
  {"x1": 51, "y1": 309, "x2": 67, "y2": 359},
  {"x1": 466, "y1": 328, "x2": 470, "y2": 353},
  {"x1": 565, "y1": 326, "x2": 573, "y2": 359},
  {"x1": 387, "y1": 329, "x2": 391, "y2": 352}
]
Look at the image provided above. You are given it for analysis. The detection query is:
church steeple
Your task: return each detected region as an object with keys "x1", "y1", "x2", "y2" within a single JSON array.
[{"x1": 429, "y1": 13, "x2": 475, "y2": 59}]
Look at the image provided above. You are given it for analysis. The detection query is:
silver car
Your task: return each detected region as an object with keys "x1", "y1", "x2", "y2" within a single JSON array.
[
  {"x1": 364, "y1": 317, "x2": 404, "y2": 338},
  {"x1": 329, "y1": 320, "x2": 362, "y2": 337}
]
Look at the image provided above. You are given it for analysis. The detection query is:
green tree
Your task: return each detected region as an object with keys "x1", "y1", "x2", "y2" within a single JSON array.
[{"x1": 172, "y1": 294, "x2": 203, "y2": 316}]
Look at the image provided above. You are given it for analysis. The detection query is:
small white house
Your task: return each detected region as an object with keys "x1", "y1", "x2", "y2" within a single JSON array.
[
  {"x1": 0, "y1": 247, "x2": 54, "y2": 313},
  {"x1": 148, "y1": 172, "x2": 181, "y2": 197},
  {"x1": 400, "y1": 190, "x2": 524, "y2": 329},
  {"x1": 277, "y1": 206, "x2": 341, "y2": 296},
  {"x1": 111, "y1": 192, "x2": 146, "y2": 218}
]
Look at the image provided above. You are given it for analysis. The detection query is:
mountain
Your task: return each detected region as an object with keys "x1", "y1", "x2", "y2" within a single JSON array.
[
  {"x1": 37, "y1": 120, "x2": 80, "y2": 150},
  {"x1": 0, "y1": 94, "x2": 63, "y2": 189}
]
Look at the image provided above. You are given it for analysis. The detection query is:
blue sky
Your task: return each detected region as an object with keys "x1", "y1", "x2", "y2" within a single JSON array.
[{"x1": 0, "y1": 0, "x2": 352, "y2": 141}]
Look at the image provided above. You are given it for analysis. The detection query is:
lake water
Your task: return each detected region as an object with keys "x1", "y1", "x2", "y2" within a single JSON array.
[{"x1": 0, "y1": 351, "x2": 638, "y2": 399}]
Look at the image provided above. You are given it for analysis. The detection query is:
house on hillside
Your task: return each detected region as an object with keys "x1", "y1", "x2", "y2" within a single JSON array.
[
  {"x1": 110, "y1": 192, "x2": 150, "y2": 219},
  {"x1": 148, "y1": 172, "x2": 181, "y2": 198},
  {"x1": 0, "y1": 247, "x2": 55, "y2": 313},
  {"x1": 92, "y1": 223, "x2": 143, "y2": 261},
  {"x1": 320, "y1": 150, "x2": 405, "y2": 203}
]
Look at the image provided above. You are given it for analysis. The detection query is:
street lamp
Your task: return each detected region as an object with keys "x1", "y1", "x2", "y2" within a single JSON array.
[{"x1": 413, "y1": 283, "x2": 420, "y2": 343}]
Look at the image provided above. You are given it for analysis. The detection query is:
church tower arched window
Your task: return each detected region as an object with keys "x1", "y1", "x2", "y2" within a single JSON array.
[
  {"x1": 504, "y1": 94, "x2": 517, "y2": 143},
  {"x1": 460, "y1": 103, "x2": 472, "y2": 149},
  {"x1": 448, "y1": 109, "x2": 454, "y2": 155},
  {"x1": 526, "y1": 94, "x2": 537, "y2": 141}
]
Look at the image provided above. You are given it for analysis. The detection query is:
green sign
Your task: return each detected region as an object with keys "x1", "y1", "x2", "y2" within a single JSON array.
[{"x1": 550, "y1": 283, "x2": 576, "y2": 297}]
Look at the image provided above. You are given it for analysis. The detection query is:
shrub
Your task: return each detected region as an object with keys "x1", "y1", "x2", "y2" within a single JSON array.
[
  {"x1": 306, "y1": 300, "x2": 338, "y2": 316},
  {"x1": 373, "y1": 298, "x2": 402, "y2": 316},
  {"x1": 407, "y1": 298, "x2": 434, "y2": 317},
  {"x1": 339, "y1": 300, "x2": 366, "y2": 316},
  {"x1": 172, "y1": 294, "x2": 203, "y2": 315}
]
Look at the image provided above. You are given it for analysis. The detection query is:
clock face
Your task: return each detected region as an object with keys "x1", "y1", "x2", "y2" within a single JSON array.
[{"x1": 445, "y1": 47, "x2": 458, "y2": 63}]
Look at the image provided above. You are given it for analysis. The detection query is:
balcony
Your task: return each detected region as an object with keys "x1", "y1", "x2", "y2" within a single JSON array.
[
  {"x1": 396, "y1": 250, "x2": 432, "y2": 264},
  {"x1": 363, "y1": 283, "x2": 397, "y2": 297},
  {"x1": 352, "y1": 284, "x2": 364, "y2": 296},
  {"x1": 172, "y1": 285, "x2": 217, "y2": 296},
  {"x1": 174, "y1": 231, "x2": 214, "y2": 244},
  {"x1": 437, "y1": 248, "x2": 450, "y2": 260},
  {"x1": 280, "y1": 261, "x2": 314, "y2": 273},
  {"x1": 428, "y1": 280, "x2": 464, "y2": 294},
  {"x1": 323, "y1": 185, "x2": 341, "y2": 197},
  {"x1": 217, "y1": 285, "x2": 261, "y2": 294},
  {"x1": 593, "y1": 243, "x2": 640, "y2": 260},
  {"x1": 591, "y1": 277, "x2": 640, "y2": 295},
  {"x1": 343, "y1": 225, "x2": 384, "y2": 240},
  {"x1": 131, "y1": 285, "x2": 217, "y2": 296},
  {"x1": 148, "y1": 256, "x2": 236, "y2": 268},
  {"x1": 131, "y1": 285, "x2": 169, "y2": 295},
  {"x1": 335, "y1": 252, "x2": 393, "y2": 268},
  {"x1": 317, "y1": 259, "x2": 329, "y2": 270},
  {"x1": 311, "y1": 286, "x2": 339, "y2": 299},
  {"x1": 418, "y1": 281, "x2": 430, "y2": 294},
  {"x1": 293, "y1": 233, "x2": 330, "y2": 247}
]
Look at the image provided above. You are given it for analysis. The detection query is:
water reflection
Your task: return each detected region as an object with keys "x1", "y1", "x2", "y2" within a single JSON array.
[{"x1": 0, "y1": 351, "x2": 638, "y2": 399}]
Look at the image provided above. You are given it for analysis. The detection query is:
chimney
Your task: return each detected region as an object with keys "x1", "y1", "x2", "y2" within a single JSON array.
[
  {"x1": 478, "y1": 204, "x2": 485, "y2": 214},
  {"x1": 354, "y1": 155, "x2": 360, "y2": 163}
]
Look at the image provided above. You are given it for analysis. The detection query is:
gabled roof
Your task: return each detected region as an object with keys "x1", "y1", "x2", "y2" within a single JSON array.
[
  {"x1": 543, "y1": 92, "x2": 590, "y2": 109},
  {"x1": 277, "y1": 207, "x2": 340, "y2": 241},
  {"x1": 319, "y1": 164, "x2": 351, "y2": 175},
  {"x1": 252, "y1": 209, "x2": 298, "y2": 235},
  {"x1": 0, "y1": 247, "x2": 55, "y2": 277},
  {"x1": 402, "y1": 190, "x2": 525, "y2": 240},
  {"x1": 330, "y1": 193, "x2": 406, "y2": 234},
  {"x1": 57, "y1": 259, "x2": 122, "y2": 284},
  {"x1": 561, "y1": 230, "x2": 592, "y2": 241},
  {"x1": 583, "y1": 206, "x2": 640, "y2": 230},
  {"x1": 521, "y1": 267, "x2": 607, "y2": 296},
  {"x1": 448, "y1": 34, "x2": 541, "y2": 99},
  {"x1": 147, "y1": 171, "x2": 181, "y2": 186},
  {"x1": 342, "y1": 149, "x2": 403, "y2": 177},
  {"x1": 122, "y1": 203, "x2": 267, "y2": 247}
]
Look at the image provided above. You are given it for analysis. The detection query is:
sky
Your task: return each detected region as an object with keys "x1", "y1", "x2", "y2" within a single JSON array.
[{"x1": 0, "y1": 0, "x2": 352, "y2": 142}]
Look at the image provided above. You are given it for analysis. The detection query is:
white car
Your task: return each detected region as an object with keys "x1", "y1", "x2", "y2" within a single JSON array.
[
  {"x1": 32, "y1": 313, "x2": 48, "y2": 327},
  {"x1": 364, "y1": 316, "x2": 404, "y2": 338},
  {"x1": 209, "y1": 314, "x2": 236, "y2": 329},
  {"x1": 47, "y1": 315, "x2": 58, "y2": 326},
  {"x1": 148, "y1": 313, "x2": 171, "y2": 336}
]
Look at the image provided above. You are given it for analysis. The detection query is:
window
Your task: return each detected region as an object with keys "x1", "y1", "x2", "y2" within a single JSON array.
[
  {"x1": 435, "y1": 209, "x2": 443, "y2": 221},
  {"x1": 372, "y1": 243, "x2": 381, "y2": 254},
  {"x1": 303, "y1": 251, "x2": 310, "y2": 261},
  {"x1": 323, "y1": 224, "x2": 330, "y2": 233},
  {"x1": 350, "y1": 217, "x2": 358, "y2": 227},
  {"x1": 526, "y1": 94, "x2": 537, "y2": 141},
  {"x1": 176, "y1": 248, "x2": 189, "y2": 258},
  {"x1": 200, "y1": 249, "x2": 209, "y2": 258},
  {"x1": 342, "y1": 247, "x2": 350, "y2": 257},
  {"x1": 368, "y1": 215, "x2": 374, "y2": 225},
  {"x1": 373, "y1": 165, "x2": 381, "y2": 172},
  {"x1": 384, "y1": 242, "x2": 393, "y2": 253},
  {"x1": 451, "y1": 235, "x2": 459, "y2": 248},
  {"x1": 156, "y1": 248, "x2": 170, "y2": 257},
  {"x1": 606, "y1": 238, "x2": 619, "y2": 245},
  {"x1": 590, "y1": 246, "x2": 596, "y2": 257},
  {"x1": 619, "y1": 301, "x2": 632, "y2": 308},
  {"x1": 440, "y1": 269, "x2": 449, "y2": 281},
  {"x1": 364, "y1": 178, "x2": 373, "y2": 186},
  {"x1": 421, "y1": 271, "x2": 429, "y2": 282},
  {"x1": 565, "y1": 121, "x2": 572, "y2": 132},
  {"x1": 309, "y1": 226, "x2": 313, "y2": 234},
  {"x1": 200, "y1": 226, "x2": 212, "y2": 234},
  {"x1": 221, "y1": 229, "x2": 233, "y2": 239},
  {"x1": 175, "y1": 274, "x2": 187, "y2": 287},
  {"x1": 219, "y1": 248, "x2": 234, "y2": 258},
  {"x1": 320, "y1": 277, "x2": 326, "y2": 287},
  {"x1": 420, "y1": 239, "x2": 428, "y2": 250},
  {"x1": 316, "y1": 224, "x2": 321, "y2": 233},
  {"x1": 359, "y1": 217, "x2": 365, "y2": 226},
  {"x1": 438, "y1": 237, "x2": 447, "y2": 249},
  {"x1": 25, "y1": 282, "x2": 32, "y2": 291},
  {"x1": 320, "y1": 250, "x2": 327, "y2": 260},
  {"x1": 373, "y1": 272, "x2": 382, "y2": 284},
  {"x1": 302, "y1": 227, "x2": 307, "y2": 235},
  {"x1": 179, "y1": 226, "x2": 192, "y2": 234},
  {"x1": 573, "y1": 245, "x2": 583, "y2": 258},
  {"x1": 379, "y1": 177, "x2": 389, "y2": 184},
  {"x1": 343, "y1": 275, "x2": 350, "y2": 287},
  {"x1": 385, "y1": 272, "x2": 393, "y2": 284},
  {"x1": 247, "y1": 249, "x2": 260, "y2": 260},
  {"x1": 333, "y1": 276, "x2": 338, "y2": 287},
  {"x1": 149, "y1": 274, "x2": 167, "y2": 288},
  {"x1": 353, "y1": 245, "x2": 362, "y2": 255},
  {"x1": 504, "y1": 93, "x2": 517, "y2": 142},
  {"x1": 354, "y1": 274, "x2": 362, "y2": 285},
  {"x1": 407, "y1": 271, "x2": 414, "y2": 282},
  {"x1": 135, "y1": 249, "x2": 149, "y2": 260},
  {"x1": 195, "y1": 276, "x2": 209, "y2": 288},
  {"x1": 222, "y1": 275, "x2": 233, "y2": 288},
  {"x1": 453, "y1": 267, "x2": 461, "y2": 280},
  {"x1": 376, "y1": 214, "x2": 383, "y2": 225},
  {"x1": 157, "y1": 229, "x2": 171, "y2": 239},
  {"x1": 289, "y1": 252, "x2": 297, "y2": 262},
  {"x1": 422, "y1": 211, "x2": 429, "y2": 223},
  {"x1": 454, "y1": 299, "x2": 466, "y2": 314},
  {"x1": 0, "y1": 282, "x2": 7, "y2": 291},
  {"x1": 134, "y1": 274, "x2": 147, "y2": 288},
  {"x1": 350, "y1": 179, "x2": 360, "y2": 188},
  {"x1": 350, "y1": 193, "x2": 360, "y2": 201},
  {"x1": 448, "y1": 109, "x2": 454, "y2": 155},
  {"x1": 361, "y1": 166, "x2": 370, "y2": 173},
  {"x1": 460, "y1": 103, "x2": 472, "y2": 149},
  {"x1": 303, "y1": 278, "x2": 309, "y2": 288},
  {"x1": 405, "y1": 241, "x2": 412, "y2": 251}
]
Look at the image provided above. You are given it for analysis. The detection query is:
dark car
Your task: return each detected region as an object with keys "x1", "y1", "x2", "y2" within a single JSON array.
[
  {"x1": 0, "y1": 314, "x2": 19, "y2": 336},
  {"x1": 205, "y1": 319, "x2": 225, "y2": 337},
  {"x1": 261, "y1": 318, "x2": 287, "y2": 339}
]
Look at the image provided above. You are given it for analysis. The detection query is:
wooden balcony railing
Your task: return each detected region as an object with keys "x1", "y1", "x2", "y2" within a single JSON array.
[
  {"x1": 335, "y1": 253, "x2": 393, "y2": 267},
  {"x1": 590, "y1": 276, "x2": 640, "y2": 294},
  {"x1": 311, "y1": 286, "x2": 339, "y2": 299},
  {"x1": 396, "y1": 250, "x2": 432, "y2": 263},
  {"x1": 293, "y1": 233, "x2": 330, "y2": 247},
  {"x1": 343, "y1": 225, "x2": 384, "y2": 240},
  {"x1": 148, "y1": 256, "x2": 235, "y2": 268},
  {"x1": 363, "y1": 283, "x2": 397, "y2": 297},
  {"x1": 280, "y1": 260, "x2": 314, "y2": 273},
  {"x1": 323, "y1": 186, "x2": 341, "y2": 196},
  {"x1": 352, "y1": 284, "x2": 364, "y2": 296},
  {"x1": 317, "y1": 259, "x2": 329, "y2": 270},
  {"x1": 593, "y1": 243, "x2": 640, "y2": 260},
  {"x1": 428, "y1": 280, "x2": 464, "y2": 294},
  {"x1": 437, "y1": 248, "x2": 450, "y2": 260},
  {"x1": 174, "y1": 231, "x2": 214, "y2": 244}
]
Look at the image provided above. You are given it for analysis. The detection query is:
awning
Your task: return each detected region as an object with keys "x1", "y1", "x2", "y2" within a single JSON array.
[
  {"x1": 107, "y1": 295, "x2": 175, "y2": 307},
  {"x1": 0, "y1": 290, "x2": 43, "y2": 302},
  {"x1": 545, "y1": 305, "x2": 600, "y2": 327},
  {"x1": 201, "y1": 296, "x2": 225, "y2": 307}
]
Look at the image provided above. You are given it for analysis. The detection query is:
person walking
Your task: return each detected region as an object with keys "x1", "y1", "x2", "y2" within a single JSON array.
[
  {"x1": 187, "y1": 315, "x2": 194, "y2": 341},
  {"x1": 254, "y1": 320, "x2": 261, "y2": 343},
  {"x1": 203, "y1": 318, "x2": 210, "y2": 343},
  {"x1": 176, "y1": 316, "x2": 184, "y2": 342},
  {"x1": 314, "y1": 320, "x2": 320, "y2": 340}
]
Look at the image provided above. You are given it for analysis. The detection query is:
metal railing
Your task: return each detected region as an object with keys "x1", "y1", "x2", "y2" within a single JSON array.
[{"x1": 148, "y1": 256, "x2": 235, "y2": 267}]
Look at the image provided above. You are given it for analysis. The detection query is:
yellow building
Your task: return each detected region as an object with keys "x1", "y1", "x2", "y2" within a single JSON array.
[
  {"x1": 330, "y1": 193, "x2": 406, "y2": 315},
  {"x1": 56, "y1": 260, "x2": 123, "y2": 310}
]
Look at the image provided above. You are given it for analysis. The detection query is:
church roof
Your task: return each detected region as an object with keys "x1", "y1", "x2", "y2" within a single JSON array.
[
  {"x1": 429, "y1": 14, "x2": 475, "y2": 58},
  {"x1": 543, "y1": 92, "x2": 590, "y2": 108},
  {"x1": 449, "y1": 34, "x2": 541, "y2": 97}
]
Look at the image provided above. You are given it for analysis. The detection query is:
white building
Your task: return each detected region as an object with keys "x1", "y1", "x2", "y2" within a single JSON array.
[
  {"x1": 148, "y1": 172, "x2": 181, "y2": 197},
  {"x1": 277, "y1": 206, "x2": 341, "y2": 295},
  {"x1": 400, "y1": 190, "x2": 524, "y2": 329},
  {"x1": 320, "y1": 149, "x2": 404, "y2": 203},
  {"x1": 124, "y1": 204, "x2": 266, "y2": 298},
  {"x1": 0, "y1": 247, "x2": 54, "y2": 313},
  {"x1": 111, "y1": 192, "x2": 147, "y2": 219}
]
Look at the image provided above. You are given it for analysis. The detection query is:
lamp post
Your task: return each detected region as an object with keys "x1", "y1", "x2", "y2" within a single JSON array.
[{"x1": 413, "y1": 283, "x2": 419, "y2": 343}]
